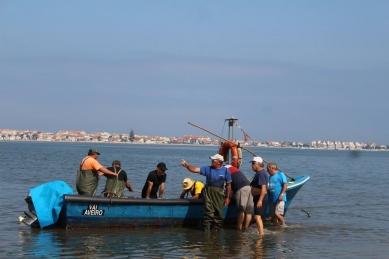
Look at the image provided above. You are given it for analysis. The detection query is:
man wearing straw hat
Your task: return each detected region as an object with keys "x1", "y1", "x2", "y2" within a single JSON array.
[{"x1": 180, "y1": 178, "x2": 205, "y2": 200}]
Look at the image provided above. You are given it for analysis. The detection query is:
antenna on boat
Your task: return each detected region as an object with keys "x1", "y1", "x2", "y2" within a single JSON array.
[
  {"x1": 225, "y1": 117, "x2": 238, "y2": 165},
  {"x1": 225, "y1": 117, "x2": 238, "y2": 141}
]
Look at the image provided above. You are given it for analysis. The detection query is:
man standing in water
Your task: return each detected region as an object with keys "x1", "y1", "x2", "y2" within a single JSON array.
[
  {"x1": 250, "y1": 156, "x2": 269, "y2": 236},
  {"x1": 141, "y1": 162, "x2": 168, "y2": 199},
  {"x1": 225, "y1": 164, "x2": 254, "y2": 232},
  {"x1": 181, "y1": 154, "x2": 232, "y2": 231},
  {"x1": 267, "y1": 162, "x2": 288, "y2": 226},
  {"x1": 76, "y1": 148, "x2": 118, "y2": 196}
]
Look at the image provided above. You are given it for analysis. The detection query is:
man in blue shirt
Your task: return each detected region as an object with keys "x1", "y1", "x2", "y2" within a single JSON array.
[
  {"x1": 267, "y1": 162, "x2": 288, "y2": 226},
  {"x1": 181, "y1": 153, "x2": 232, "y2": 231}
]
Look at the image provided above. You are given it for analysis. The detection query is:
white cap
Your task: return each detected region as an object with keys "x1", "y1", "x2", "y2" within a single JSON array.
[
  {"x1": 209, "y1": 153, "x2": 224, "y2": 162},
  {"x1": 251, "y1": 156, "x2": 263, "y2": 164}
]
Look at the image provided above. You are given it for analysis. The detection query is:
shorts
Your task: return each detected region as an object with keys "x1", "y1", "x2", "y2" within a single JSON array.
[
  {"x1": 275, "y1": 201, "x2": 285, "y2": 215},
  {"x1": 253, "y1": 195, "x2": 267, "y2": 216},
  {"x1": 234, "y1": 186, "x2": 254, "y2": 214}
]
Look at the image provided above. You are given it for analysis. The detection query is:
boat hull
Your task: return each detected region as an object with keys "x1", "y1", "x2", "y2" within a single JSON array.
[{"x1": 62, "y1": 176, "x2": 310, "y2": 228}]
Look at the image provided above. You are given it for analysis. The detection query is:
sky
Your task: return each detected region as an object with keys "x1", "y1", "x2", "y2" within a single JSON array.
[{"x1": 1, "y1": 1, "x2": 389, "y2": 144}]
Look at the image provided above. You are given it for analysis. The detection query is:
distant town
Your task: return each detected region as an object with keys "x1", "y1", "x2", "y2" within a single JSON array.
[{"x1": 0, "y1": 128, "x2": 387, "y2": 151}]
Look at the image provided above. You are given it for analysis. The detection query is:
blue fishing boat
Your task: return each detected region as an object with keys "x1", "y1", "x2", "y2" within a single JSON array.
[
  {"x1": 20, "y1": 176, "x2": 310, "y2": 228},
  {"x1": 20, "y1": 118, "x2": 310, "y2": 229}
]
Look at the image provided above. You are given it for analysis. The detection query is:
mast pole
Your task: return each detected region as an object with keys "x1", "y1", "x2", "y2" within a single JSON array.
[{"x1": 225, "y1": 117, "x2": 238, "y2": 164}]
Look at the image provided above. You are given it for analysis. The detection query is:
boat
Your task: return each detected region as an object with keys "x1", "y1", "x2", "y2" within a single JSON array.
[
  {"x1": 20, "y1": 118, "x2": 310, "y2": 229},
  {"x1": 20, "y1": 175, "x2": 310, "y2": 229}
]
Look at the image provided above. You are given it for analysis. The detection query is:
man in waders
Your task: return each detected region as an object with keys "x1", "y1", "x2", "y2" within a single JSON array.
[
  {"x1": 102, "y1": 160, "x2": 133, "y2": 198},
  {"x1": 76, "y1": 148, "x2": 118, "y2": 196},
  {"x1": 180, "y1": 154, "x2": 232, "y2": 231}
]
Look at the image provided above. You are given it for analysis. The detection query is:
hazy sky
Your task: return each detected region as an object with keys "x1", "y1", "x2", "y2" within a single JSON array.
[{"x1": 1, "y1": 1, "x2": 388, "y2": 143}]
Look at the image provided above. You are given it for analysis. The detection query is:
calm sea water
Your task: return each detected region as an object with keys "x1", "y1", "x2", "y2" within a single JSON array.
[{"x1": 0, "y1": 142, "x2": 388, "y2": 258}]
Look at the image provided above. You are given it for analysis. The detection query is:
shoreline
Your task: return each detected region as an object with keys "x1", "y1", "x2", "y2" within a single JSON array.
[{"x1": 1, "y1": 140, "x2": 387, "y2": 152}]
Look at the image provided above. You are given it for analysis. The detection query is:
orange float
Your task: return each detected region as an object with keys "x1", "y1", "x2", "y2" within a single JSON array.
[{"x1": 218, "y1": 141, "x2": 243, "y2": 168}]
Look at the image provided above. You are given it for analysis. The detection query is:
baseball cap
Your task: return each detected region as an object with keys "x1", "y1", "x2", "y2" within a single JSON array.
[
  {"x1": 251, "y1": 156, "x2": 263, "y2": 164},
  {"x1": 209, "y1": 153, "x2": 224, "y2": 162},
  {"x1": 157, "y1": 162, "x2": 168, "y2": 171},
  {"x1": 88, "y1": 148, "x2": 100, "y2": 155}
]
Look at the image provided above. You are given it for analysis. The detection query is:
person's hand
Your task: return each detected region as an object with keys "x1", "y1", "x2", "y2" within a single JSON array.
[
  {"x1": 224, "y1": 197, "x2": 230, "y2": 206},
  {"x1": 180, "y1": 159, "x2": 188, "y2": 167},
  {"x1": 256, "y1": 200, "x2": 263, "y2": 208},
  {"x1": 278, "y1": 194, "x2": 284, "y2": 201}
]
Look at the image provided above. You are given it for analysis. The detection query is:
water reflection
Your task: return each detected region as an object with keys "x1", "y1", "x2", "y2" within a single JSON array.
[{"x1": 17, "y1": 227, "x2": 274, "y2": 258}]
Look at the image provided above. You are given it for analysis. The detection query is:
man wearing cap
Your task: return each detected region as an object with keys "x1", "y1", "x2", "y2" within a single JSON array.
[
  {"x1": 225, "y1": 164, "x2": 254, "y2": 231},
  {"x1": 267, "y1": 162, "x2": 287, "y2": 226},
  {"x1": 76, "y1": 148, "x2": 118, "y2": 196},
  {"x1": 141, "y1": 162, "x2": 168, "y2": 199},
  {"x1": 180, "y1": 154, "x2": 232, "y2": 231},
  {"x1": 102, "y1": 160, "x2": 133, "y2": 198},
  {"x1": 180, "y1": 178, "x2": 205, "y2": 200},
  {"x1": 250, "y1": 156, "x2": 269, "y2": 236}
]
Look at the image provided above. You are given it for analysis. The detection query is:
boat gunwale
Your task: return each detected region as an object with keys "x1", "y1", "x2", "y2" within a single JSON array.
[
  {"x1": 64, "y1": 175, "x2": 310, "y2": 205},
  {"x1": 64, "y1": 195, "x2": 203, "y2": 205}
]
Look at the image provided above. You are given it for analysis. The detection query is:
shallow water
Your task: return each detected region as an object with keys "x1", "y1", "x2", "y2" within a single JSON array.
[{"x1": 0, "y1": 142, "x2": 388, "y2": 258}]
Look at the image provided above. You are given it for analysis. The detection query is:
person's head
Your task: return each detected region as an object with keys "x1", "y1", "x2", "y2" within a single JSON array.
[
  {"x1": 156, "y1": 162, "x2": 168, "y2": 174},
  {"x1": 250, "y1": 156, "x2": 264, "y2": 172},
  {"x1": 88, "y1": 148, "x2": 100, "y2": 158},
  {"x1": 182, "y1": 178, "x2": 194, "y2": 191},
  {"x1": 209, "y1": 153, "x2": 224, "y2": 168},
  {"x1": 112, "y1": 160, "x2": 121, "y2": 169},
  {"x1": 267, "y1": 162, "x2": 279, "y2": 175}
]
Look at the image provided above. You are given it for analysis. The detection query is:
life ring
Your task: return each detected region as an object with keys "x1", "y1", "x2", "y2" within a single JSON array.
[{"x1": 218, "y1": 141, "x2": 243, "y2": 168}]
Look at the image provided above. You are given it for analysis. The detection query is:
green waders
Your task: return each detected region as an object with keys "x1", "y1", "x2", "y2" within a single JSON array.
[
  {"x1": 76, "y1": 157, "x2": 99, "y2": 196},
  {"x1": 203, "y1": 186, "x2": 225, "y2": 231},
  {"x1": 76, "y1": 168, "x2": 99, "y2": 196},
  {"x1": 102, "y1": 169, "x2": 125, "y2": 198}
]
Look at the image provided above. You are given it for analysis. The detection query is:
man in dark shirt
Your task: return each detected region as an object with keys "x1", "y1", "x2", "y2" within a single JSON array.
[
  {"x1": 141, "y1": 162, "x2": 168, "y2": 199},
  {"x1": 226, "y1": 165, "x2": 254, "y2": 231},
  {"x1": 103, "y1": 160, "x2": 133, "y2": 198},
  {"x1": 250, "y1": 156, "x2": 269, "y2": 237}
]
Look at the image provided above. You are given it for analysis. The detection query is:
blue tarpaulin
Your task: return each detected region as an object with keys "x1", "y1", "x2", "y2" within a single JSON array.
[{"x1": 29, "y1": 181, "x2": 74, "y2": 228}]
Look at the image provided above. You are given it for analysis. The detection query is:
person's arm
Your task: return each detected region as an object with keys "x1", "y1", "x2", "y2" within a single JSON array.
[
  {"x1": 278, "y1": 183, "x2": 287, "y2": 201},
  {"x1": 158, "y1": 182, "x2": 165, "y2": 198},
  {"x1": 224, "y1": 183, "x2": 232, "y2": 206},
  {"x1": 278, "y1": 173, "x2": 288, "y2": 201},
  {"x1": 180, "y1": 190, "x2": 186, "y2": 199},
  {"x1": 89, "y1": 158, "x2": 117, "y2": 177},
  {"x1": 257, "y1": 184, "x2": 268, "y2": 208},
  {"x1": 99, "y1": 166, "x2": 117, "y2": 177},
  {"x1": 126, "y1": 182, "x2": 133, "y2": 192},
  {"x1": 180, "y1": 160, "x2": 200, "y2": 173},
  {"x1": 192, "y1": 183, "x2": 203, "y2": 199},
  {"x1": 145, "y1": 181, "x2": 153, "y2": 199},
  {"x1": 192, "y1": 194, "x2": 201, "y2": 199}
]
